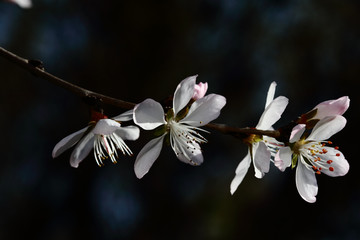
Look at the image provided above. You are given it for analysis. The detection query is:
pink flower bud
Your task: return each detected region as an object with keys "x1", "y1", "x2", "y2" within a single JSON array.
[
  {"x1": 192, "y1": 82, "x2": 208, "y2": 100},
  {"x1": 313, "y1": 96, "x2": 350, "y2": 119}
]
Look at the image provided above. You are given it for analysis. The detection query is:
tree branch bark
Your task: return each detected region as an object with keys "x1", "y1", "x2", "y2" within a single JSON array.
[{"x1": 0, "y1": 46, "x2": 281, "y2": 139}]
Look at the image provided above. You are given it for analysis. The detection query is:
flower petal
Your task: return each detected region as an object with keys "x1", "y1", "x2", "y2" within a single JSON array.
[
  {"x1": 173, "y1": 75, "x2": 197, "y2": 116},
  {"x1": 170, "y1": 130, "x2": 204, "y2": 165},
  {"x1": 265, "y1": 81, "x2": 277, "y2": 109},
  {"x1": 256, "y1": 96, "x2": 289, "y2": 130},
  {"x1": 134, "y1": 135, "x2": 165, "y2": 179},
  {"x1": 318, "y1": 147, "x2": 349, "y2": 177},
  {"x1": 289, "y1": 124, "x2": 306, "y2": 143},
  {"x1": 230, "y1": 151, "x2": 252, "y2": 194},
  {"x1": 253, "y1": 141, "x2": 271, "y2": 179},
  {"x1": 92, "y1": 119, "x2": 121, "y2": 135},
  {"x1": 274, "y1": 147, "x2": 292, "y2": 171},
  {"x1": 307, "y1": 115, "x2": 346, "y2": 141},
  {"x1": 52, "y1": 126, "x2": 89, "y2": 158},
  {"x1": 9, "y1": 0, "x2": 32, "y2": 8},
  {"x1": 112, "y1": 109, "x2": 134, "y2": 122},
  {"x1": 114, "y1": 126, "x2": 140, "y2": 141},
  {"x1": 70, "y1": 132, "x2": 95, "y2": 168},
  {"x1": 296, "y1": 156, "x2": 318, "y2": 203},
  {"x1": 180, "y1": 94, "x2": 226, "y2": 127},
  {"x1": 133, "y1": 98, "x2": 166, "y2": 130},
  {"x1": 313, "y1": 96, "x2": 350, "y2": 119}
]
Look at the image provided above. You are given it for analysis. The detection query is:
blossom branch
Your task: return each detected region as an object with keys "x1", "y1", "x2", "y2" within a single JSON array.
[
  {"x1": 0, "y1": 46, "x2": 281, "y2": 139},
  {"x1": 0, "y1": 46, "x2": 136, "y2": 110}
]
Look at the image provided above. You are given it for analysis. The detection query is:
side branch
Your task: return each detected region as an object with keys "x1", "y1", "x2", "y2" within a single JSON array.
[
  {"x1": 0, "y1": 47, "x2": 136, "y2": 110},
  {"x1": 205, "y1": 123, "x2": 281, "y2": 138},
  {"x1": 0, "y1": 46, "x2": 281, "y2": 139}
]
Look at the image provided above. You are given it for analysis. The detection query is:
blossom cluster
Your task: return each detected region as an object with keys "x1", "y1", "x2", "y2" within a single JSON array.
[{"x1": 53, "y1": 76, "x2": 350, "y2": 203}]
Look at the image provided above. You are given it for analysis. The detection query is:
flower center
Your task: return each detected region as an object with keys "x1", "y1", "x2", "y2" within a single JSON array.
[{"x1": 298, "y1": 141, "x2": 340, "y2": 174}]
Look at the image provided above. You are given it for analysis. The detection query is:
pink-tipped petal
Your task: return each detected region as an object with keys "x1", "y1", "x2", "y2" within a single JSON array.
[
  {"x1": 289, "y1": 124, "x2": 306, "y2": 143},
  {"x1": 313, "y1": 96, "x2": 350, "y2": 119}
]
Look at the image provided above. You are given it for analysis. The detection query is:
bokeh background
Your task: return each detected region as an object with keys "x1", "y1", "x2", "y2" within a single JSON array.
[{"x1": 0, "y1": 0, "x2": 359, "y2": 239}]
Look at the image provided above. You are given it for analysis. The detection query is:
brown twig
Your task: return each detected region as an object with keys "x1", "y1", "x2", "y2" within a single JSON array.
[{"x1": 0, "y1": 46, "x2": 281, "y2": 139}]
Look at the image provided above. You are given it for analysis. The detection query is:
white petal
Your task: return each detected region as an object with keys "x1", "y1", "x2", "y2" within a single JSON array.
[
  {"x1": 313, "y1": 96, "x2": 350, "y2": 119},
  {"x1": 112, "y1": 109, "x2": 134, "y2": 122},
  {"x1": 289, "y1": 124, "x2": 306, "y2": 143},
  {"x1": 70, "y1": 132, "x2": 95, "y2": 168},
  {"x1": 133, "y1": 99, "x2": 166, "y2": 130},
  {"x1": 92, "y1": 119, "x2": 120, "y2": 135},
  {"x1": 253, "y1": 141, "x2": 271, "y2": 178},
  {"x1": 274, "y1": 147, "x2": 292, "y2": 171},
  {"x1": 307, "y1": 115, "x2": 346, "y2": 141},
  {"x1": 170, "y1": 132, "x2": 204, "y2": 165},
  {"x1": 134, "y1": 135, "x2": 165, "y2": 179},
  {"x1": 52, "y1": 126, "x2": 89, "y2": 158},
  {"x1": 114, "y1": 126, "x2": 140, "y2": 141},
  {"x1": 318, "y1": 147, "x2": 349, "y2": 177},
  {"x1": 296, "y1": 157, "x2": 318, "y2": 203},
  {"x1": 256, "y1": 96, "x2": 289, "y2": 130},
  {"x1": 265, "y1": 81, "x2": 277, "y2": 109},
  {"x1": 231, "y1": 151, "x2": 252, "y2": 194},
  {"x1": 180, "y1": 94, "x2": 226, "y2": 126},
  {"x1": 10, "y1": 0, "x2": 32, "y2": 8},
  {"x1": 173, "y1": 75, "x2": 197, "y2": 116}
]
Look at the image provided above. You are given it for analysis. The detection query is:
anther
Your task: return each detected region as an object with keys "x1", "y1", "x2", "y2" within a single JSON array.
[
  {"x1": 327, "y1": 160, "x2": 333, "y2": 164},
  {"x1": 316, "y1": 171, "x2": 321, "y2": 175},
  {"x1": 329, "y1": 167, "x2": 334, "y2": 171},
  {"x1": 322, "y1": 149, "x2": 328, "y2": 153},
  {"x1": 335, "y1": 146, "x2": 339, "y2": 150},
  {"x1": 336, "y1": 153, "x2": 341, "y2": 157}
]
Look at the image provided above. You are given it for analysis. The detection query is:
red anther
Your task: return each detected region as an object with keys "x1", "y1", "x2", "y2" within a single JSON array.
[
  {"x1": 336, "y1": 153, "x2": 341, "y2": 157},
  {"x1": 312, "y1": 165, "x2": 318, "y2": 170},
  {"x1": 327, "y1": 160, "x2": 333, "y2": 164},
  {"x1": 322, "y1": 143, "x2": 326, "y2": 147},
  {"x1": 335, "y1": 146, "x2": 339, "y2": 150},
  {"x1": 322, "y1": 149, "x2": 328, "y2": 153},
  {"x1": 316, "y1": 171, "x2": 321, "y2": 175},
  {"x1": 314, "y1": 157, "x2": 321, "y2": 162},
  {"x1": 319, "y1": 167, "x2": 322, "y2": 171},
  {"x1": 327, "y1": 141, "x2": 333, "y2": 145},
  {"x1": 329, "y1": 167, "x2": 334, "y2": 171}
]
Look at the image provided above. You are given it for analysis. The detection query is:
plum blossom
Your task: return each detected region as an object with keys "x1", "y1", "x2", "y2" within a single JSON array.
[
  {"x1": 133, "y1": 75, "x2": 226, "y2": 179},
  {"x1": 276, "y1": 115, "x2": 349, "y2": 203},
  {"x1": 230, "y1": 82, "x2": 288, "y2": 194},
  {"x1": 5, "y1": 0, "x2": 32, "y2": 8},
  {"x1": 52, "y1": 110, "x2": 139, "y2": 168}
]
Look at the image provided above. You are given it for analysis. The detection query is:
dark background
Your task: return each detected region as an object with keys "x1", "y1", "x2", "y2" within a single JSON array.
[{"x1": 0, "y1": 0, "x2": 359, "y2": 239}]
